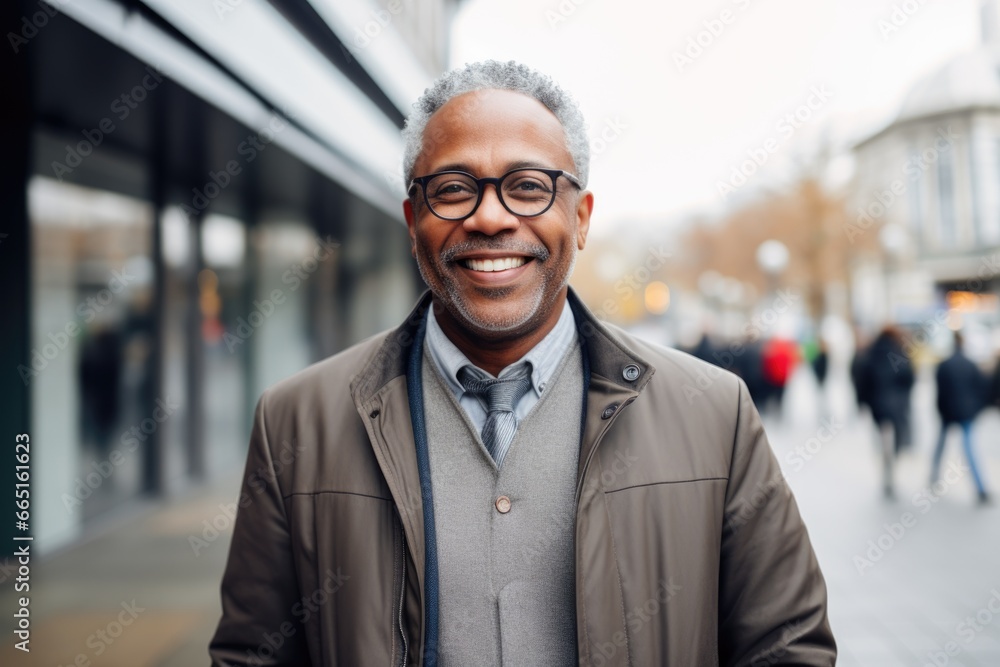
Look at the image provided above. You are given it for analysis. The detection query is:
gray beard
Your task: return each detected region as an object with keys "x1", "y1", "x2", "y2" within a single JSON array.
[{"x1": 415, "y1": 245, "x2": 576, "y2": 335}]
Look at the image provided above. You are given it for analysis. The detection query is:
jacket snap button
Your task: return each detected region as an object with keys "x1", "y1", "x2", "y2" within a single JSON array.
[
  {"x1": 622, "y1": 364, "x2": 640, "y2": 382},
  {"x1": 495, "y1": 496, "x2": 512, "y2": 513},
  {"x1": 601, "y1": 405, "x2": 618, "y2": 419}
]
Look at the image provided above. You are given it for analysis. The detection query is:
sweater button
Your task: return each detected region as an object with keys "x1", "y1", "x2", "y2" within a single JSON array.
[{"x1": 495, "y1": 495, "x2": 512, "y2": 514}]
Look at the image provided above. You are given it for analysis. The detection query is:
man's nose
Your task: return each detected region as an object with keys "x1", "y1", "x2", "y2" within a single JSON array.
[{"x1": 462, "y1": 184, "x2": 520, "y2": 236}]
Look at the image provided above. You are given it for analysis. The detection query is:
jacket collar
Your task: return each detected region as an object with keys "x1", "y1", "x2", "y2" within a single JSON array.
[
  {"x1": 350, "y1": 285, "x2": 655, "y2": 407},
  {"x1": 565, "y1": 287, "x2": 655, "y2": 392}
]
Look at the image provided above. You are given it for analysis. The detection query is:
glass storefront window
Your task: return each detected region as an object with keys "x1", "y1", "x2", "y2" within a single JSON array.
[
  {"x1": 29, "y1": 176, "x2": 154, "y2": 549},
  {"x1": 200, "y1": 214, "x2": 249, "y2": 475}
]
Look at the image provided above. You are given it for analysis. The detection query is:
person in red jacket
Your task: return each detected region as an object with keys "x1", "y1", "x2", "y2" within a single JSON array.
[{"x1": 761, "y1": 336, "x2": 799, "y2": 418}]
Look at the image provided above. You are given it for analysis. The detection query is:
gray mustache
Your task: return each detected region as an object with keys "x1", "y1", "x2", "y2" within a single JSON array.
[{"x1": 441, "y1": 239, "x2": 550, "y2": 263}]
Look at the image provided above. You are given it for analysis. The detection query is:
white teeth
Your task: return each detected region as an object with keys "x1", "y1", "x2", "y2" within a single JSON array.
[{"x1": 463, "y1": 257, "x2": 528, "y2": 272}]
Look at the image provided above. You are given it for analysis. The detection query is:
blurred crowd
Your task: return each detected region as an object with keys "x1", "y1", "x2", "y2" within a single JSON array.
[
  {"x1": 684, "y1": 328, "x2": 1000, "y2": 504},
  {"x1": 685, "y1": 332, "x2": 811, "y2": 417},
  {"x1": 851, "y1": 328, "x2": 998, "y2": 504}
]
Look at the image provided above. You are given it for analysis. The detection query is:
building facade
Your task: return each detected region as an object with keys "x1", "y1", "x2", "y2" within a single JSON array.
[
  {"x1": 851, "y1": 2, "x2": 1000, "y2": 353},
  {"x1": 2, "y1": 0, "x2": 461, "y2": 556}
]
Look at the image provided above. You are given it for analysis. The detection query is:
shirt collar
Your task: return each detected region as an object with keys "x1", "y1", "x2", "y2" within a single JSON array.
[{"x1": 424, "y1": 297, "x2": 577, "y2": 398}]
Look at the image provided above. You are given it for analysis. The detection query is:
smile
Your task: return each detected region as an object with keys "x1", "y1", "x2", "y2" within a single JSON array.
[{"x1": 460, "y1": 257, "x2": 529, "y2": 272}]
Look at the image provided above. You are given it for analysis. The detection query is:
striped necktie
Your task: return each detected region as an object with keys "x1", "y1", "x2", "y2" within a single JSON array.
[{"x1": 457, "y1": 362, "x2": 533, "y2": 468}]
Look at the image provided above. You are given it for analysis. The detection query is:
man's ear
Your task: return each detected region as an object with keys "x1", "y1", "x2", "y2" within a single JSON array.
[
  {"x1": 403, "y1": 197, "x2": 417, "y2": 257},
  {"x1": 575, "y1": 190, "x2": 594, "y2": 250}
]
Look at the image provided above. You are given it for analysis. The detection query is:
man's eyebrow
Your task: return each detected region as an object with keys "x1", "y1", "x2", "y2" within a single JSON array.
[
  {"x1": 427, "y1": 160, "x2": 555, "y2": 175},
  {"x1": 505, "y1": 160, "x2": 551, "y2": 171},
  {"x1": 430, "y1": 162, "x2": 475, "y2": 174}
]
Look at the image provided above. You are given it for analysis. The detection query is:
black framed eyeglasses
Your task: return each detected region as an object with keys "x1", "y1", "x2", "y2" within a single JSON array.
[{"x1": 408, "y1": 167, "x2": 583, "y2": 221}]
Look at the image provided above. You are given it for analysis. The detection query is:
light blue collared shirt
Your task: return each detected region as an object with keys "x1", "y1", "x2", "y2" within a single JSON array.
[{"x1": 424, "y1": 297, "x2": 577, "y2": 435}]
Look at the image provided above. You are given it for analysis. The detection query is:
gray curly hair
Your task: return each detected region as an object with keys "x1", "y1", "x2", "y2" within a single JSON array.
[{"x1": 401, "y1": 60, "x2": 590, "y2": 189}]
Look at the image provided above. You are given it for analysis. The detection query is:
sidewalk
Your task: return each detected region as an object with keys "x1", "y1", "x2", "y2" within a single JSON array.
[
  {"x1": 0, "y1": 472, "x2": 242, "y2": 667},
  {"x1": 768, "y1": 367, "x2": 1000, "y2": 667}
]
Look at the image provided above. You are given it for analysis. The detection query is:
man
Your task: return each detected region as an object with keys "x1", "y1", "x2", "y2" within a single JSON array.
[
  {"x1": 857, "y1": 326, "x2": 914, "y2": 499},
  {"x1": 209, "y1": 60, "x2": 836, "y2": 666},
  {"x1": 932, "y1": 331, "x2": 990, "y2": 504},
  {"x1": 994, "y1": 353, "x2": 1000, "y2": 409}
]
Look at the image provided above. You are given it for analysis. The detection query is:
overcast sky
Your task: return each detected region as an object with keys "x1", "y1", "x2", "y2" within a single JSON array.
[{"x1": 450, "y1": 0, "x2": 984, "y2": 237}]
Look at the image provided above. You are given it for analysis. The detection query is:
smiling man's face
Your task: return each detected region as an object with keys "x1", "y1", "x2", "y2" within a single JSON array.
[{"x1": 403, "y1": 88, "x2": 593, "y2": 343}]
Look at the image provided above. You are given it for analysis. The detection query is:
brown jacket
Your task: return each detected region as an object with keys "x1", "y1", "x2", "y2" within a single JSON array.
[{"x1": 209, "y1": 287, "x2": 836, "y2": 666}]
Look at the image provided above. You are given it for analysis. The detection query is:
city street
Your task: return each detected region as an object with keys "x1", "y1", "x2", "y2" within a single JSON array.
[
  {"x1": 769, "y1": 366, "x2": 1000, "y2": 667},
  {"x1": 7, "y1": 1, "x2": 1000, "y2": 665},
  {"x1": 1, "y1": 364, "x2": 998, "y2": 666}
]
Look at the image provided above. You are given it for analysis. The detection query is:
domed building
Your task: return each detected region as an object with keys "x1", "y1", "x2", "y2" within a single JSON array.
[{"x1": 851, "y1": 1, "x2": 1000, "y2": 347}]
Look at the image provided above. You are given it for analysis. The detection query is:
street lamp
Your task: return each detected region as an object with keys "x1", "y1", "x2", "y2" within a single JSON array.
[{"x1": 756, "y1": 240, "x2": 789, "y2": 296}]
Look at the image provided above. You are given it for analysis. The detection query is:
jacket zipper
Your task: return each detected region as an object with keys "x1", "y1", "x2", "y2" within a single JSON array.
[
  {"x1": 397, "y1": 526, "x2": 408, "y2": 667},
  {"x1": 574, "y1": 395, "x2": 636, "y2": 666},
  {"x1": 575, "y1": 396, "x2": 635, "y2": 504}
]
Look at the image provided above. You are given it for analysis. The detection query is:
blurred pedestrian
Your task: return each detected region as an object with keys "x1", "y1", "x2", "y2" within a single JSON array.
[
  {"x1": 931, "y1": 332, "x2": 990, "y2": 504},
  {"x1": 811, "y1": 339, "x2": 830, "y2": 419},
  {"x1": 735, "y1": 336, "x2": 768, "y2": 410},
  {"x1": 991, "y1": 355, "x2": 1000, "y2": 410},
  {"x1": 79, "y1": 324, "x2": 123, "y2": 455},
  {"x1": 811, "y1": 340, "x2": 828, "y2": 385},
  {"x1": 689, "y1": 332, "x2": 716, "y2": 365},
  {"x1": 761, "y1": 337, "x2": 798, "y2": 419},
  {"x1": 858, "y1": 326, "x2": 914, "y2": 499},
  {"x1": 850, "y1": 343, "x2": 869, "y2": 414}
]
